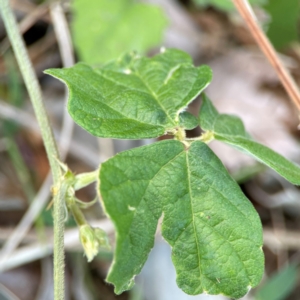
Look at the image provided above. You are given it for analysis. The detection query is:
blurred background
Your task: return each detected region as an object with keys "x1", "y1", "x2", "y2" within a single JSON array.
[{"x1": 0, "y1": 0, "x2": 300, "y2": 299}]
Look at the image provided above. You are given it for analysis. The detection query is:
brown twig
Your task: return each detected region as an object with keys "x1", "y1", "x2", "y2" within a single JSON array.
[{"x1": 232, "y1": 0, "x2": 300, "y2": 112}]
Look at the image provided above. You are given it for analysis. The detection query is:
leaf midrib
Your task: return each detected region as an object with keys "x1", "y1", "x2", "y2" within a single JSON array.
[
  {"x1": 67, "y1": 70, "x2": 166, "y2": 130},
  {"x1": 186, "y1": 149, "x2": 252, "y2": 288},
  {"x1": 216, "y1": 134, "x2": 300, "y2": 178},
  {"x1": 99, "y1": 71, "x2": 175, "y2": 125},
  {"x1": 113, "y1": 145, "x2": 185, "y2": 242},
  {"x1": 195, "y1": 151, "x2": 253, "y2": 222},
  {"x1": 134, "y1": 68, "x2": 177, "y2": 126},
  {"x1": 196, "y1": 217, "x2": 252, "y2": 284},
  {"x1": 186, "y1": 152, "x2": 203, "y2": 288}
]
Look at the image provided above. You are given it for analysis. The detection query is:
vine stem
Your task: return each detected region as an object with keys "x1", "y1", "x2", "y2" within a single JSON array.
[
  {"x1": 232, "y1": 0, "x2": 300, "y2": 112},
  {"x1": 0, "y1": 1, "x2": 65, "y2": 299}
]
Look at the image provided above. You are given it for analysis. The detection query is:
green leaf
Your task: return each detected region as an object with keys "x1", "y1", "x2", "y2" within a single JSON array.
[
  {"x1": 254, "y1": 264, "x2": 298, "y2": 300},
  {"x1": 192, "y1": 0, "x2": 267, "y2": 12},
  {"x1": 199, "y1": 95, "x2": 248, "y2": 138},
  {"x1": 179, "y1": 111, "x2": 199, "y2": 130},
  {"x1": 99, "y1": 139, "x2": 264, "y2": 298},
  {"x1": 264, "y1": 0, "x2": 300, "y2": 49},
  {"x1": 45, "y1": 49, "x2": 212, "y2": 139},
  {"x1": 199, "y1": 95, "x2": 300, "y2": 185},
  {"x1": 71, "y1": 0, "x2": 168, "y2": 64}
]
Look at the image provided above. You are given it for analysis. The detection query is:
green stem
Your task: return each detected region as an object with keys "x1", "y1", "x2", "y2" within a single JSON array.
[
  {"x1": 68, "y1": 201, "x2": 88, "y2": 227},
  {"x1": 0, "y1": 1, "x2": 65, "y2": 299},
  {"x1": 74, "y1": 170, "x2": 99, "y2": 190},
  {"x1": 198, "y1": 131, "x2": 214, "y2": 143},
  {"x1": 0, "y1": 3, "x2": 61, "y2": 177},
  {"x1": 54, "y1": 182, "x2": 67, "y2": 300}
]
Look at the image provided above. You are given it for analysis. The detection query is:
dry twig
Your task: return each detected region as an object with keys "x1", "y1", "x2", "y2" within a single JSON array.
[{"x1": 232, "y1": 0, "x2": 300, "y2": 112}]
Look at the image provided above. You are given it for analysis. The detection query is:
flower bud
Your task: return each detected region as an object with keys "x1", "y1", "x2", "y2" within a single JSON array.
[{"x1": 79, "y1": 224, "x2": 110, "y2": 262}]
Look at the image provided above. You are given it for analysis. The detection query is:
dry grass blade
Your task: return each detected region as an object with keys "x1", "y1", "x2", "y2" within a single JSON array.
[
  {"x1": 0, "y1": 100, "x2": 40, "y2": 133},
  {"x1": 0, "y1": 174, "x2": 52, "y2": 268},
  {"x1": 0, "y1": 99, "x2": 102, "y2": 166},
  {"x1": 0, "y1": 283, "x2": 21, "y2": 300},
  {"x1": 49, "y1": 2, "x2": 75, "y2": 159},
  {"x1": 264, "y1": 228, "x2": 300, "y2": 251}
]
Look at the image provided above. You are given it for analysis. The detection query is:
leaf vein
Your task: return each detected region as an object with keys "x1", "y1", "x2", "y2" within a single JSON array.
[
  {"x1": 134, "y1": 69, "x2": 176, "y2": 125},
  {"x1": 186, "y1": 152, "x2": 203, "y2": 285}
]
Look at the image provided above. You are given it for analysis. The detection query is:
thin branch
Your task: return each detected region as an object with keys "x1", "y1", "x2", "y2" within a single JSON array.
[
  {"x1": 0, "y1": 1, "x2": 78, "y2": 273},
  {"x1": 0, "y1": 1, "x2": 64, "y2": 299},
  {"x1": 50, "y1": 3, "x2": 74, "y2": 68},
  {"x1": 232, "y1": 0, "x2": 300, "y2": 112},
  {"x1": 0, "y1": 219, "x2": 114, "y2": 272},
  {"x1": 0, "y1": 0, "x2": 61, "y2": 180},
  {"x1": 0, "y1": 100, "x2": 38, "y2": 132},
  {"x1": 53, "y1": 182, "x2": 67, "y2": 300},
  {"x1": 49, "y1": 2, "x2": 75, "y2": 159},
  {"x1": 0, "y1": 174, "x2": 52, "y2": 268},
  {"x1": 0, "y1": 283, "x2": 20, "y2": 300},
  {"x1": 2, "y1": 221, "x2": 298, "y2": 271},
  {"x1": 0, "y1": 99, "x2": 102, "y2": 166}
]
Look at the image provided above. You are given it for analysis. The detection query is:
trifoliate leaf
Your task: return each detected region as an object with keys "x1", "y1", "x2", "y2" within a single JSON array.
[
  {"x1": 199, "y1": 95, "x2": 300, "y2": 185},
  {"x1": 45, "y1": 49, "x2": 212, "y2": 139},
  {"x1": 99, "y1": 140, "x2": 263, "y2": 298},
  {"x1": 71, "y1": 0, "x2": 168, "y2": 64}
]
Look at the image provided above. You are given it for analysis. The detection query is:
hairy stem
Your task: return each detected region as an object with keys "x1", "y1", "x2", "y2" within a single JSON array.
[
  {"x1": 0, "y1": 1, "x2": 61, "y2": 177},
  {"x1": 0, "y1": 1, "x2": 65, "y2": 299},
  {"x1": 233, "y1": 0, "x2": 300, "y2": 112},
  {"x1": 53, "y1": 182, "x2": 67, "y2": 300}
]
